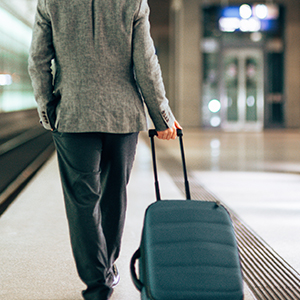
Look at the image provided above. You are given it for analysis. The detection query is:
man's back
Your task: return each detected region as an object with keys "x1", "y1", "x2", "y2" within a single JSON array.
[
  {"x1": 49, "y1": 0, "x2": 139, "y2": 82},
  {"x1": 29, "y1": 0, "x2": 175, "y2": 133}
]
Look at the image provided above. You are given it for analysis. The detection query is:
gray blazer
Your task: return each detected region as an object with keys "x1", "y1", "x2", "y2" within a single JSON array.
[{"x1": 28, "y1": 0, "x2": 175, "y2": 133}]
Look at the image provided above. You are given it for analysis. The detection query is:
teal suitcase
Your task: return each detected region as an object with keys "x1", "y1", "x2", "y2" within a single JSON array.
[{"x1": 130, "y1": 130, "x2": 244, "y2": 300}]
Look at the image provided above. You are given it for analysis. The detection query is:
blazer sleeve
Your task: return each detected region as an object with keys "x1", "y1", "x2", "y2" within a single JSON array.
[
  {"x1": 28, "y1": 0, "x2": 55, "y2": 130},
  {"x1": 132, "y1": 0, "x2": 175, "y2": 131}
]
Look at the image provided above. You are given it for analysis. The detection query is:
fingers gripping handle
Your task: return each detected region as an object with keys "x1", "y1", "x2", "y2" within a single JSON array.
[
  {"x1": 149, "y1": 129, "x2": 191, "y2": 201},
  {"x1": 148, "y1": 128, "x2": 183, "y2": 137}
]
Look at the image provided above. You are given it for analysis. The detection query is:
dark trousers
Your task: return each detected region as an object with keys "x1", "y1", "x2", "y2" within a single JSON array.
[{"x1": 52, "y1": 131, "x2": 139, "y2": 300}]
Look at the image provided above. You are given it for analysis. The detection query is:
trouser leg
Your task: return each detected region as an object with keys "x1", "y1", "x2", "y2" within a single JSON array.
[
  {"x1": 99, "y1": 132, "x2": 139, "y2": 268},
  {"x1": 52, "y1": 131, "x2": 138, "y2": 300}
]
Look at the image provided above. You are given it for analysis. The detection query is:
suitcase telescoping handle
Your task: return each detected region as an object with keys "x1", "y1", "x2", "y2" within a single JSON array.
[{"x1": 149, "y1": 129, "x2": 191, "y2": 201}]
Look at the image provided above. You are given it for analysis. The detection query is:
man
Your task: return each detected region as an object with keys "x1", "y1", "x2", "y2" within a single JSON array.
[{"x1": 28, "y1": 0, "x2": 180, "y2": 299}]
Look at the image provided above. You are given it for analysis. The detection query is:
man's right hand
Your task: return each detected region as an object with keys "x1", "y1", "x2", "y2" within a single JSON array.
[{"x1": 157, "y1": 120, "x2": 182, "y2": 140}]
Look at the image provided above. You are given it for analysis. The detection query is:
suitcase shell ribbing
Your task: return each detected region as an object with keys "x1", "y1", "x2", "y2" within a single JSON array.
[{"x1": 139, "y1": 200, "x2": 244, "y2": 300}]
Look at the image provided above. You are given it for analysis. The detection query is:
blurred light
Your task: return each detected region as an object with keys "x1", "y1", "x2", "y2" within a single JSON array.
[
  {"x1": 250, "y1": 32, "x2": 263, "y2": 42},
  {"x1": 0, "y1": 74, "x2": 12, "y2": 86},
  {"x1": 247, "y1": 96, "x2": 255, "y2": 107},
  {"x1": 202, "y1": 38, "x2": 220, "y2": 53},
  {"x1": 210, "y1": 116, "x2": 221, "y2": 127},
  {"x1": 220, "y1": 4, "x2": 279, "y2": 33},
  {"x1": 255, "y1": 4, "x2": 268, "y2": 19},
  {"x1": 240, "y1": 18, "x2": 261, "y2": 32},
  {"x1": 239, "y1": 4, "x2": 252, "y2": 19},
  {"x1": 208, "y1": 99, "x2": 221, "y2": 113},
  {"x1": 219, "y1": 17, "x2": 240, "y2": 32},
  {"x1": 253, "y1": 4, "x2": 279, "y2": 20},
  {"x1": 210, "y1": 139, "x2": 220, "y2": 149},
  {"x1": 210, "y1": 139, "x2": 220, "y2": 157}
]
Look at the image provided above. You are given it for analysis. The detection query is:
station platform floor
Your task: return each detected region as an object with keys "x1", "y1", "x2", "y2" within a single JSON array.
[{"x1": 1, "y1": 128, "x2": 300, "y2": 300}]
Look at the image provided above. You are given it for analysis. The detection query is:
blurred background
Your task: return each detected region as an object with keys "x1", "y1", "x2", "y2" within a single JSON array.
[
  {"x1": 0, "y1": 0, "x2": 36, "y2": 112},
  {"x1": 1, "y1": 0, "x2": 299, "y2": 132},
  {"x1": 149, "y1": 0, "x2": 299, "y2": 132}
]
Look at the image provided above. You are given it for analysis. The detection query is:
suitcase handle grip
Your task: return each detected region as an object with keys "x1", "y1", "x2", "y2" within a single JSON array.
[
  {"x1": 130, "y1": 248, "x2": 143, "y2": 291},
  {"x1": 149, "y1": 128, "x2": 183, "y2": 137},
  {"x1": 149, "y1": 129, "x2": 191, "y2": 201}
]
